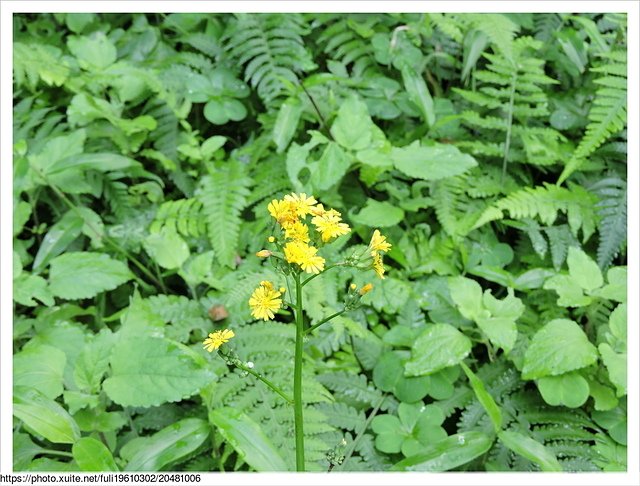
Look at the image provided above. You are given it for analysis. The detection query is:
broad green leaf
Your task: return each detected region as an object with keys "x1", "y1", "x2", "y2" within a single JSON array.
[
  {"x1": 391, "y1": 141, "x2": 477, "y2": 181},
  {"x1": 371, "y1": 415, "x2": 404, "y2": 453},
  {"x1": 46, "y1": 152, "x2": 141, "y2": 176},
  {"x1": 448, "y1": 276, "x2": 483, "y2": 320},
  {"x1": 74, "y1": 408, "x2": 126, "y2": 433},
  {"x1": 122, "y1": 418, "x2": 209, "y2": 471},
  {"x1": 392, "y1": 431, "x2": 493, "y2": 471},
  {"x1": 588, "y1": 379, "x2": 618, "y2": 411},
  {"x1": 33, "y1": 211, "x2": 83, "y2": 271},
  {"x1": 599, "y1": 343, "x2": 627, "y2": 397},
  {"x1": 118, "y1": 290, "x2": 165, "y2": 339},
  {"x1": 209, "y1": 408, "x2": 288, "y2": 471},
  {"x1": 406, "y1": 324, "x2": 472, "y2": 376},
  {"x1": 498, "y1": 430, "x2": 562, "y2": 472},
  {"x1": 73, "y1": 329, "x2": 116, "y2": 393},
  {"x1": 351, "y1": 199, "x2": 404, "y2": 227},
  {"x1": 68, "y1": 33, "x2": 117, "y2": 70},
  {"x1": 593, "y1": 266, "x2": 627, "y2": 303},
  {"x1": 72, "y1": 437, "x2": 119, "y2": 471},
  {"x1": 273, "y1": 96, "x2": 303, "y2": 153},
  {"x1": 522, "y1": 319, "x2": 598, "y2": 379},
  {"x1": 460, "y1": 362, "x2": 502, "y2": 432},
  {"x1": 543, "y1": 274, "x2": 592, "y2": 307},
  {"x1": 330, "y1": 96, "x2": 373, "y2": 151},
  {"x1": 608, "y1": 303, "x2": 627, "y2": 344},
  {"x1": 567, "y1": 246, "x2": 603, "y2": 291},
  {"x1": 103, "y1": 336, "x2": 214, "y2": 407},
  {"x1": 28, "y1": 129, "x2": 86, "y2": 176},
  {"x1": 49, "y1": 251, "x2": 132, "y2": 299},
  {"x1": 14, "y1": 433, "x2": 48, "y2": 470},
  {"x1": 13, "y1": 386, "x2": 81, "y2": 444},
  {"x1": 144, "y1": 226, "x2": 190, "y2": 270},
  {"x1": 401, "y1": 64, "x2": 435, "y2": 126},
  {"x1": 14, "y1": 344, "x2": 66, "y2": 399},
  {"x1": 537, "y1": 372, "x2": 590, "y2": 408},
  {"x1": 13, "y1": 274, "x2": 54, "y2": 307},
  {"x1": 312, "y1": 142, "x2": 351, "y2": 190}
]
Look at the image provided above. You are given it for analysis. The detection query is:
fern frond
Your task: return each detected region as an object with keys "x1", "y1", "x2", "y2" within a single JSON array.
[
  {"x1": 591, "y1": 176, "x2": 626, "y2": 269},
  {"x1": 150, "y1": 198, "x2": 206, "y2": 238},
  {"x1": 13, "y1": 42, "x2": 70, "y2": 90},
  {"x1": 473, "y1": 183, "x2": 598, "y2": 242},
  {"x1": 433, "y1": 175, "x2": 486, "y2": 237},
  {"x1": 196, "y1": 162, "x2": 251, "y2": 268},
  {"x1": 222, "y1": 14, "x2": 316, "y2": 108},
  {"x1": 146, "y1": 294, "x2": 210, "y2": 343},
  {"x1": 317, "y1": 372, "x2": 383, "y2": 409},
  {"x1": 558, "y1": 51, "x2": 627, "y2": 183}
]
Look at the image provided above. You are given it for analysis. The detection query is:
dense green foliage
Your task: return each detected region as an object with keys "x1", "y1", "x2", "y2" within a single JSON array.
[{"x1": 13, "y1": 12, "x2": 627, "y2": 472}]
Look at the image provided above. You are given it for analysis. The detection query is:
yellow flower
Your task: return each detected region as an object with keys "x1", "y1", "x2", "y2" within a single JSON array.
[
  {"x1": 284, "y1": 241, "x2": 326, "y2": 274},
  {"x1": 369, "y1": 229, "x2": 391, "y2": 255},
  {"x1": 284, "y1": 193, "x2": 317, "y2": 217},
  {"x1": 311, "y1": 211, "x2": 351, "y2": 242},
  {"x1": 372, "y1": 252, "x2": 385, "y2": 279},
  {"x1": 283, "y1": 220, "x2": 310, "y2": 243},
  {"x1": 249, "y1": 281, "x2": 283, "y2": 320},
  {"x1": 256, "y1": 249, "x2": 272, "y2": 258},
  {"x1": 359, "y1": 283, "x2": 373, "y2": 295},
  {"x1": 268, "y1": 236, "x2": 276, "y2": 243},
  {"x1": 203, "y1": 329, "x2": 235, "y2": 352},
  {"x1": 267, "y1": 199, "x2": 298, "y2": 226}
]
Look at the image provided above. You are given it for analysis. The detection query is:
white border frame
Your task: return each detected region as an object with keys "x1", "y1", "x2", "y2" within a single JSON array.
[{"x1": 1, "y1": 2, "x2": 638, "y2": 485}]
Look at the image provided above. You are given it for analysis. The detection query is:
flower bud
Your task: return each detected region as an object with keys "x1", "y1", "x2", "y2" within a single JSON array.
[
  {"x1": 279, "y1": 287, "x2": 286, "y2": 294},
  {"x1": 359, "y1": 283, "x2": 373, "y2": 295},
  {"x1": 350, "y1": 283, "x2": 357, "y2": 290},
  {"x1": 256, "y1": 249, "x2": 272, "y2": 258},
  {"x1": 268, "y1": 236, "x2": 276, "y2": 243}
]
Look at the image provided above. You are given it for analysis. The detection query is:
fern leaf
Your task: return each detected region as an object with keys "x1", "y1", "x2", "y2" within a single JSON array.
[
  {"x1": 150, "y1": 198, "x2": 206, "y2": 238},
  {"x1": 13, "y1": 42, "x2": 70, "y2": 90},
  {"x1": 223, "y1": 14, "x2": 316, "y2": 107},
  {"x1": 196, "y1": 162, "x2": 251, "y2": 268},
  {"x1": 591, "y1": 176, "x2": 627, "y2": 269},
  {"x1": 558, "y1": 51, "x2": 627, "y2": 183}
]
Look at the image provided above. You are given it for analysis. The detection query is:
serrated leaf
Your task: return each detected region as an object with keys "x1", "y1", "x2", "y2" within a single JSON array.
[
  {"x1": 522, "y1": 319, "x2": 598, "y2": 379},
  {"x1": 49, "y1": 252, "x2": 132, "y2": 300},
  {"x1": 448, "y1": 276, "x2": 483, "y2": 320},
  {"x1": 14, "y1": 344, "x2": 66, "y2": 399},
  {"x1": 567, "y1": 246, "x2": 603, "y2": 291},
  {"x1": 103, "y1": 336, "x2": 214, "y2": 407},
  {"x1": 391, "y1": 141, "x2": 477, "y2": 181},
  {"x1": 68, "y1": 33, "x2": 117, "y2": 70},
  {"x1": 330, "y1": 96, "x2": 373, "y2": 151},
  {"x1": 406, "y1": 324, "x2": 472, "y2": 376},
  {"x1": 122, "y1": 418, "x2": 209, "y2": 471}
]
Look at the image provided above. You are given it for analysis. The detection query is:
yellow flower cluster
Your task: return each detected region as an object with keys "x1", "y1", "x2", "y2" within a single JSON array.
[
  {"x1": 203, "y1": 329, "x2": 235, "y2": 352},
  {"x1": 367, "y1": 230, "x2": 392, "y2": 279},
  {"x1": 267, "y1": 193, "x2": 351, "y2": 274},
  {"x1": 249, "y1": 281, "x2": 284, "y2": 321}
]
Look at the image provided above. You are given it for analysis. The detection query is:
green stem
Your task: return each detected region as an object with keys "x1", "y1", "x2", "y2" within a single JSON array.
[
  {"x1": 304, "y1": 309, "x2": 347, "y2": 335},
  {"x1": 41, "y1": 449, "x2": 74, "y2": 458},
  {"x1": 233, "y1": 361, "x2": 293, "y2": 404},
  {"x1": 293, "y1": 272, "x2": 305, "y2": 472},
  {"x1": 301, "y1": 262, "x2": 345, "y2": 287}
]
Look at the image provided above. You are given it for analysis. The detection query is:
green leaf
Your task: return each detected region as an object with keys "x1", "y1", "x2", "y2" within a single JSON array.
[
  {"x1": 48, "y1": 252, "x2": 132, "y2": 300},
  {"x1": 406, "y1": 324, "x2": 472, "y2": 376},
  {"x1": 401, "y1": 64, "x2": 436, "y2": 126},
  {"x1": 13, "y1": 386, "x2": 81, "y2": 444},
  {"x1": 460, "y1": 362, "x2": 502, "y2": 432},
  {"x1": 330, "y1": 96, "x2": 373, "y2": 151},
  {"x1": 73, "y1": 329, "x2": 116, "y2": 393},
  {"x1": 273, "y1": 96, "x2": 302, "y2": 153},
  {"x1": 351, "y1": 199, "x2": 404, "y2": 227},
  {"x1": 13, "y1": 274, "x2": 54, "y2": 307},
  {"x1": 371, "y1": 415, "x2": 404, "y2": 453},
  {"x1": 476, "y1": 289, "x2": 523, "y2": 353},
  {"x1": 537, "y1": 372, "x2": 590, "y2": 408},
  {"x1": 522, "y1": 319, "x2": 598, "y2": 379},
  {"x1": 209, "y1": 408, "x2": 288, "y2": 471},
  {"x1": 72, "y1": 437, "x2": 119, "y2": 471},
  {"x1": 543, "y1": 274, "x2": 592, "y2": 307},
  {"x1": 392, "y1": 431, "x2": 493, "y2": 471},
  {"x1": 311, "y1": 142, "x2": 351, "y2": 191},
  {"x1": 448, "y1": 276, "x2": 483, "y2": 320},
  {"x1": 33, "y1": 211, "x2": 83, "y2": 271},
  {"x1": 122, "y1": 418, "x2": 209, "y2": 471},
  {"x1": 391, "y1": 141, "x2": 477, "y2": 181},
  {"x1": 144, "y1": 226, "x2": 190, "y2": 270},
  {"x1": 14, "y1": 344, "x2": 66, "y2": 399},
  {"x1": 498, "y1": 430, "x2": 562, "y2": 472},
  {"x1": 103, "y1": 336, "x2": 214, "y2": 407},
  {"x1": 599, "y1": 343, "x2": 627, "y2": 397},
  {"x1": 67, "y1": 33, "x2": 117, "y2": 70},
  {"x1": 567, "y1": 246, "x2": 603, "y2": 291},
  {"x1": 14, "y1": 433, "x2": 48, "y2": 470}
]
